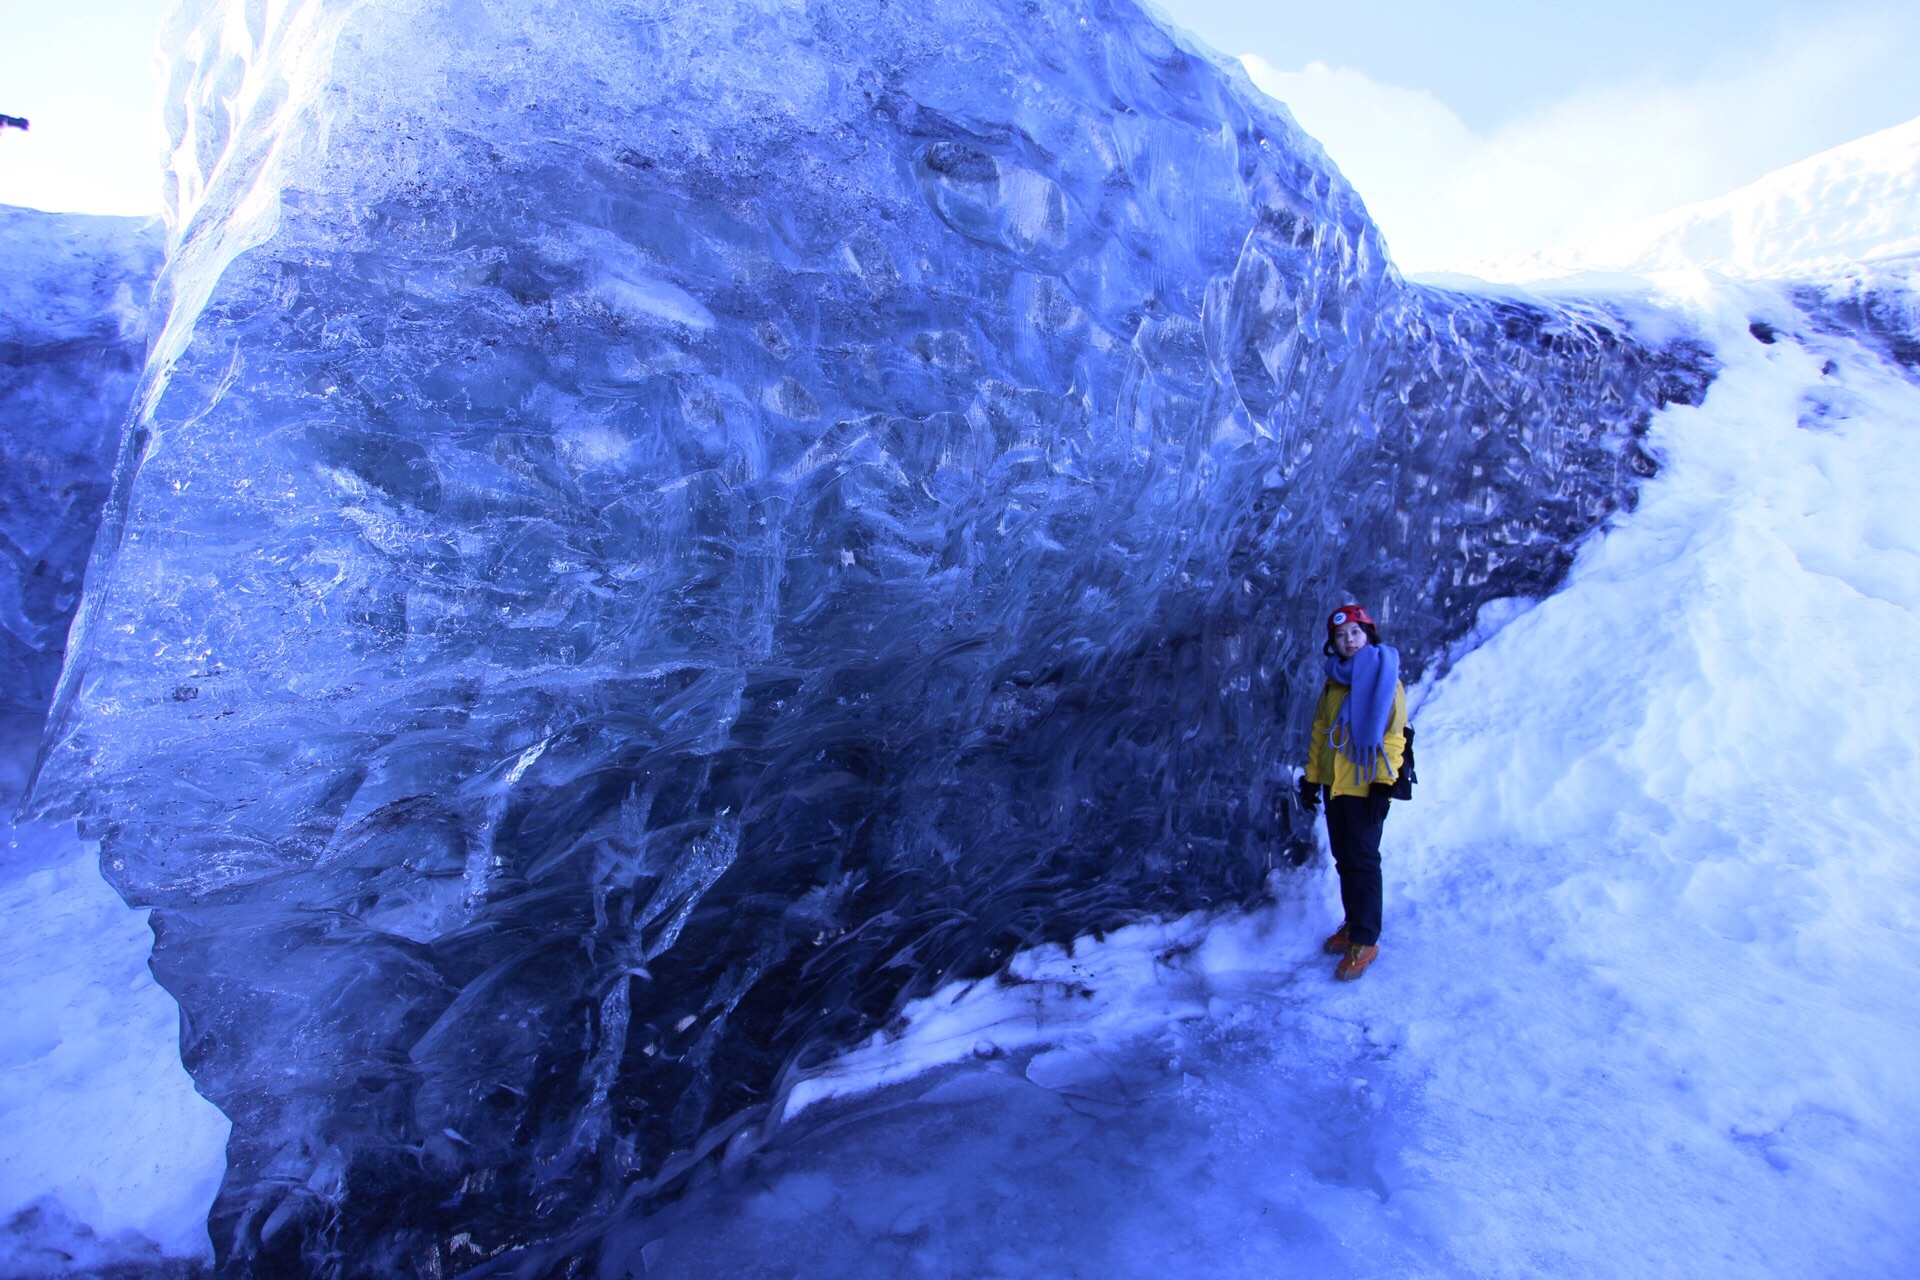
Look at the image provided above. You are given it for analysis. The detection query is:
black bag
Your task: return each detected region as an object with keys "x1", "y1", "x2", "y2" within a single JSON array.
[{"x1": 1390, "y1": 723, "x2": 1417, "y2": 800}]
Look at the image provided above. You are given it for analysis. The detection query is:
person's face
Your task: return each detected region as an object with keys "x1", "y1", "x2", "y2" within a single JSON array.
[{"x1": 1331, "y1": 619, "x2": 1369, "y2": 658}]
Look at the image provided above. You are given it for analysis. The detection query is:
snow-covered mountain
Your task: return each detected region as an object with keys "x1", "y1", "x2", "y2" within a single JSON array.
[
  {"x1": 3, "y1": 3, "x2": 1919, "y2": 1277},
  {"x1": 1458, "y1": 113, "x2": 1920, "y2": 282}
]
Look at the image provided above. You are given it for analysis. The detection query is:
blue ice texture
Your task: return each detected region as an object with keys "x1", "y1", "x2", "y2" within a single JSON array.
[
  {"x1": 12, "y1": 0, "x2": 1713, "y2": 1271},
  {"x1": 0, "y1": 205, "x2": 159, "y2": 807}
]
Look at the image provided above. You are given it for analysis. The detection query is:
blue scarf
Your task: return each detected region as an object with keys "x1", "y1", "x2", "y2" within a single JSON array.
[{"x1": 1324, "y1": 643, "x2": 1399, "y2": 783}]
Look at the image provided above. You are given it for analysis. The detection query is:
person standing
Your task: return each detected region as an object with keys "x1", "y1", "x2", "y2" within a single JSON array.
[{"x1": 1298, "y1": 603, "x2": 1407, "y2": 980}]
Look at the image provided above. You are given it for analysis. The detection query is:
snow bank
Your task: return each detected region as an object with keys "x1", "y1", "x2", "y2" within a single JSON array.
[
  {"x1": 1363, "y1": 274, "x2": 1920, "y2": 1275},
  {"x1": 0, "y1": 819, "x2": 228, "y2": 1269}
]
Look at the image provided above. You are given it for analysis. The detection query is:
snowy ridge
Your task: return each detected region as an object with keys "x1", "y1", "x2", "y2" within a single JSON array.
[{"x1": 1455, "y1": 113, "x2": 1920, "y2": 282}]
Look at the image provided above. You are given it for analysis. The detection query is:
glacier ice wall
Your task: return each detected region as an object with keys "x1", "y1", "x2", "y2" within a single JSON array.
[
  {"x1": 0, "y1": 206, "x2": 161, "y2": 789},
  {"x1": 28, "y1": 0, "x2": 1707, "y2": 1270}
]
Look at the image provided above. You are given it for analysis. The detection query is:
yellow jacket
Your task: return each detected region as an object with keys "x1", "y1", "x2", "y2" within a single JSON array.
[{"x1": 1305, "y1": 678, "x2": 1408, "y2": 797}]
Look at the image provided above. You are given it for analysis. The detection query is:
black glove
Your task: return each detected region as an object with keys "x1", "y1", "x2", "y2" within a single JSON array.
[{"x1": 1297, "y1": 775, "x2": 1321, "y2": 812}]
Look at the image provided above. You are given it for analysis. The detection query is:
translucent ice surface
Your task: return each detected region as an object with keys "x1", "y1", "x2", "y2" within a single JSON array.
[
  {"x1": 26, "y1": 0, "x2": 1708, "y2": 1268},
  {"x1": 0, "y1": 206, "x2": 159, "y2": 756}
]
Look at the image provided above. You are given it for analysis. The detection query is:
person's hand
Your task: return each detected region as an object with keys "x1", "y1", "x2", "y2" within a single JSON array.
[{"x1": 1297, "y1": 775, "x2": 1321, "y2": 812}]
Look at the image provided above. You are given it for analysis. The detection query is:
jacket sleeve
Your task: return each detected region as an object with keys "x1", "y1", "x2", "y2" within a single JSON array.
[
  {"x1": 1382, "y1": 681, "x2": 1408, "y2": 781},
  {"x1": 1304, "y1": 682, "x2": 1333, "y2": 784}
]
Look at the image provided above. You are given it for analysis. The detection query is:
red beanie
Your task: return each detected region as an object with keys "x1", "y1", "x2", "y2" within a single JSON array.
[{"x1": 1327, "y1": 604, "x2": 1374, "y2": 632}]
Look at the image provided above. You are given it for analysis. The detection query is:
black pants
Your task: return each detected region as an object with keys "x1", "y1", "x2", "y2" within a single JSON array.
[{"x1": 1325, "y1": 788, "x2": 1391, "y2": 947}]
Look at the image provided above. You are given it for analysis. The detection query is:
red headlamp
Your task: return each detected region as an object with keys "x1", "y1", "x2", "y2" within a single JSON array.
[{"x1": 1327, "y1": 604, "x2": 1374, "y2": 631}]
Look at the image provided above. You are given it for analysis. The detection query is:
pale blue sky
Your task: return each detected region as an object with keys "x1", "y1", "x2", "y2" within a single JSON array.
[
  {"x1": 3, "y1": 0, "x2": 1918, "y2": 267},
  {"x1": 1156, "y1": 0, "x2": 1920, "y2": 132},
  {"x1": 0, "y1": 0, "x2": 173, "y2": 217},
  {"x1": 1165, "y1": 0, "x2": 1920, "y2": 266}
]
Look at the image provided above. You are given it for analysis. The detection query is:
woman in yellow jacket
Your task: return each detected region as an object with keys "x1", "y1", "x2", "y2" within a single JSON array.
[{"x1": 1299, "y1": 603, "x2": 1407, "y2": 981}]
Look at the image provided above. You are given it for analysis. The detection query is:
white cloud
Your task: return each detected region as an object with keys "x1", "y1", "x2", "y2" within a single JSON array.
[{"x1": 1243, "y1": 8, "x2": 1920, "y2": 273}]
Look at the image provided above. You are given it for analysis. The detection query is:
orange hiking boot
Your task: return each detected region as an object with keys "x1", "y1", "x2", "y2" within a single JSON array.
[
  {"x1": 1334, "y1": 943, "x2": 1378, "y2": 981},
  {"x1": 1322, "y1": 925, "x2": 1350, "y2": 955}
]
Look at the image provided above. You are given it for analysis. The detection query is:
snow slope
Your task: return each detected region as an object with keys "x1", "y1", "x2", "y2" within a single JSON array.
[{"x1": 1363, "y1": 276, "x2": 1920, "y2": 1274}]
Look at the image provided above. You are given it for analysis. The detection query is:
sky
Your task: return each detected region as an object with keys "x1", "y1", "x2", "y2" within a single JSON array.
[
  {"x1": 2, "y1": 0, "x2": 1919, "y2": 269},
  {"x1": 0, "y1": 0, "x2": 173, "y2": 221},
  {"x1": 1155, "y1": 0, "x2": 1920, "y2": 269}
]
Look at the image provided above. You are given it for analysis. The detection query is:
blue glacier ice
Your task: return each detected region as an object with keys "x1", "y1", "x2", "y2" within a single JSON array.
[
  {"x1": 0, "y1": 206, "x2": 159, "y2": 789},
  {"x1": 18, "y1": 0, "x2": 1713, "y2": 1271}
]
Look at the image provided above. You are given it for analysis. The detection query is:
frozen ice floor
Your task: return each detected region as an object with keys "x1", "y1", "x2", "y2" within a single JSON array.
[
  {"x1": 565, "y1": 869, "x2": 1913, "y2": 1280},
  {"x1": 618, "y1": 980, "x2": 1460, "y2": 1280}
]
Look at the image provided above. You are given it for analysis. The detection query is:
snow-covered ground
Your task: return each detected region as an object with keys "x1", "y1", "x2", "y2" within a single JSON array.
[
  {"x1": 7, "y1": 108, "x2": 1920, "y2": 1280},
  {"x1": 0, "y1": 805, "x2": 228, "y2": 1271}
]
